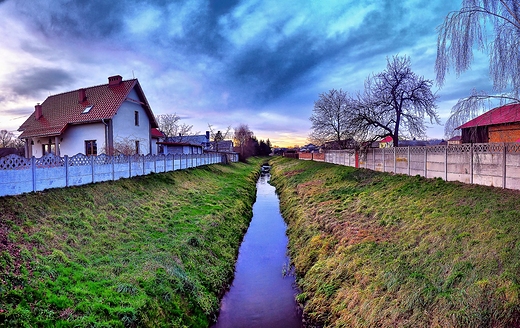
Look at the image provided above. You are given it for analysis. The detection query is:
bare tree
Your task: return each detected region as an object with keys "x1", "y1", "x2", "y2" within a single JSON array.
[
  {"x1": 357, "y1": 55, "x2": 439, "y2": 147},
  {"x1": 0, "y1": 130, "x2": 14, "y2": 148},
  {"x1": 207, "y1": 124, "x2": 232, "y2": 152},
  {"x1": 112, "y1": 136, "x2": 147, "y2": 156},
  {"x1": 156, "y1": 113, "x2": 197, "y2": 140},
  {"x1": 233, "y1": 124, "x2": 254, "y2": 161},
  {"x1": 436, "y1": 1, "x2": 520, "y2": 135},
  {"x1": 309, "y1": 89, "x2": 356, "y2": 148},
  {"x1": 233, "y1": 124, "x2": 252, "y2": 148}
]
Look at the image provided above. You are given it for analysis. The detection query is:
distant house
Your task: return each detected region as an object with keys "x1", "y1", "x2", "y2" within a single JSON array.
[
  {"x1": 157, "y1": 131, "x2": 210, "y2": 155},
  {"x1": 300, "y1": 143, "x2": 320, "y2": 153},
  {"x1": 447, "y1": 136, "x2": 462, "y2": 145},
  {"x1": 399, "y1": 139, "x2": 446, "y2": 147},
  {"x1": 322, "y1": 139, "x2": 357, "y2": 150},
  {"x1": 212, "y1": 140, "x2": 234, "y2": 152},
  {"x1": 157, "y1": 141, "x2": 204, "y2": 155},
  {"x1": 379, "y1": 136, "x2": 394, "y2": 148},
  {"x1": 18, "y1": 75, "x2": 159, "y2": 157},
  {"x1": 456, "y1": 103, "x2": 520, "y2": 143}
]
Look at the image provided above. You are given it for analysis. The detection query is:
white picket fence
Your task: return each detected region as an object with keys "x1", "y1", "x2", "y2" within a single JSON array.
[{"x1": 0, "y1": 152, "x2": 238, "y2": 197}]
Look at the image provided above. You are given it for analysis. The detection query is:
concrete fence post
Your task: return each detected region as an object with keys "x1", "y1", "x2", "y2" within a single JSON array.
[
  {"x1": 91, "y1": 155, "x2": 95, "y2": 183},
  {"x1": 129, "y1": 155, "x2": 132, "y2": 177},
  {"x1": 407, "y1": 147, "x2": 410, "y2": 176},
  {"x1": 65, "y1": 155, "x2": 69, "y2": 187},
  {"x1": 382, "y1": 148, "x2": 385, "y2": 172},
  {"x1": 424, "y1": 147, "x2": 427, "y2": 178},
  {"x1": 445, "y1": 145, "x2": 448, "y2": 181},
  {"x1": 393, "y1": 147, "x2": 396, "y2": 173},
  {"x1": 470, "y1": 144, "x2": 473, "y2": 184},
  {"x1": 111, "y1": 155, "x2": 115, "y2": 181},
  {"x1": 31, "y1": 156, "x2": 36, "y2": 192},
  {"x1": 503, "y1": 143, "x2": 507, "y2": 188}
]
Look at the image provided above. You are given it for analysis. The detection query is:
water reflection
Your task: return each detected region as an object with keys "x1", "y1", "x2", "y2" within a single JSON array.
[{"x1": 212, "y1": 174, "x2": 302, "y2": 328}]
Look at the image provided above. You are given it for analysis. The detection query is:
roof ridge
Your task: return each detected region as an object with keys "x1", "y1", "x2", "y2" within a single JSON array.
[{"x1": 45, "y1": 78, "x2": 138, "y2": 99}]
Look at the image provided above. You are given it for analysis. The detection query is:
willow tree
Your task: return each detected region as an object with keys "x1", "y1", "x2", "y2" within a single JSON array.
[{"x1": 436, "y1": 0, "x2": 520, "y2": 136}]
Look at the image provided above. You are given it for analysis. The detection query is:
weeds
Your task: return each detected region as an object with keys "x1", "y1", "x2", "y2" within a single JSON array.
[
  {"x1": 270, "y1": 156, "x2": 520, "y2": 328},
  {"x1": 0, "y1": 158, "x2": 263, "y2": 327}
]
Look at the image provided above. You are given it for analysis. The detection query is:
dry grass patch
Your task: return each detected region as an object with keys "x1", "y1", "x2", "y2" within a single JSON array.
[{"x1": 270, "y1": 156, "x2": 520, "y2": 328}]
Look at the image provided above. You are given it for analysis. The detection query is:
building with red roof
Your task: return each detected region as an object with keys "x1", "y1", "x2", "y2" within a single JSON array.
[
  {"x1": 456, "y1": 103, "x2": 520, "y2": 143},
  {"x1": 18, "y1": 75, "x2": 159, "y2": 157},
  {"x1": 379, "y1": 136, "x2": 394, "y2": 148}
]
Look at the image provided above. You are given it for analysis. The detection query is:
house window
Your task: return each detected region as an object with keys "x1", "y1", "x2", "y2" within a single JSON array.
[
  {"x1": 82, "y1": 105, "x2": 93, "y2": 114},
  {"x1": 135, "y1": 140, "x2": 140, "y2": 155},
  {"x1": 85, "y1": 140, "x2": 97, "y2": 156},
  {"x1": 134, "y1": 111, "x2": 139, "y2": 126},
  {"x1": 42, "y1": 143, "x2": 56, "y2": 155}
]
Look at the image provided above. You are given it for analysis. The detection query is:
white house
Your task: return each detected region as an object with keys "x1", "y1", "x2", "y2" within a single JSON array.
[{"x1": 18, "y1": 75, "x2": 159, "y2": 157}]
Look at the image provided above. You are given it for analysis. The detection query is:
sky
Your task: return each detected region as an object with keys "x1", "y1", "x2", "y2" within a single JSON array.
[{"x1": 0, "y1": 0, "x2": 494, "y2": 147}]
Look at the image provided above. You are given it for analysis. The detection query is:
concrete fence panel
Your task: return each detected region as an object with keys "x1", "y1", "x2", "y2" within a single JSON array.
[
  {"x1": 35, "y1": 154, "x2": 68, "y2": 191},
  {"x1": 0, "y1": 155, "x2": 33, "y2": 195},
  {"x1": 0, "y1": 152, "x2": 238, "y2": 197},
  {"x1": 306, "y1": 142, "x2": 520, "y2": 191}
]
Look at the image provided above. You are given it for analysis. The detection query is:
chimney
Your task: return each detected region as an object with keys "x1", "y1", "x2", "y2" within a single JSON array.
[
  {"x1": 78, "y1": 88, "x2": 87, "y2": 103},
  {"x1": 35, "y1": 103, "x2": 43, "y2": 120},
  {"x1": 206, "y1": 131, "x2": 210, "y2": 140},
  {"x1": 108, "y1": 75, "x2": 123, "y2": 86}
]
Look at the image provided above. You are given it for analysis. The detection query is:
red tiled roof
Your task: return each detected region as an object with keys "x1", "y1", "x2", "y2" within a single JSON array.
[
  {"x1": 151, "y1": 128, "x2": 164, "y2": 138},
  {"x1": 18, "y1": 77, "x2": 158, "y2": 138},
  {"x1": 457, "y1": 103, "x2": 520, "y2": 129}
]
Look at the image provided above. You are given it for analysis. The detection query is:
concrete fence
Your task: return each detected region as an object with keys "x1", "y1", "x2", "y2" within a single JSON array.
[
  {"x1": 0, "y1": 152, "x2": 238, "y2": 197},
  {"x1": 300, "y1": 143, "x2": 520, "y2": 190}
]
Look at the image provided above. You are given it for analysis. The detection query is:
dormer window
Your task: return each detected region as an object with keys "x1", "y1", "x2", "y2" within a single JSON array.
[{"x1": 82, "y1": 105, "x2": 93, "y2": 114}]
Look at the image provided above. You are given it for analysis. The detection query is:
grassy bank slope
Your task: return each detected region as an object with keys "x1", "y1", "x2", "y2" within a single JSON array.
[
  {"x1": 1, "y1": 159, "x2": 262, "y2": 327},
  {"x1": 270, "y1": 156, "x2": 520, "y2": 328}
]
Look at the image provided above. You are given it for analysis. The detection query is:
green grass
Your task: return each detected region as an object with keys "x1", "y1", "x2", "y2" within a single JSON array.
[
  {"x1": 0, "y1": 159, "x2": 263, "y2": 327},
  {"x1": 270, "y1": 156, "x2": 520, "y2": 328}
]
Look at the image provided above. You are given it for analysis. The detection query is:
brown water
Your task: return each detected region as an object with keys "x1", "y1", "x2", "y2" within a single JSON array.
[{"x1": 211, "y1": 173, "x2": 303, "y2": 328}]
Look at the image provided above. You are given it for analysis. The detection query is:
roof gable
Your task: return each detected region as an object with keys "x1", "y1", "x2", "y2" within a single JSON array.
[
  {"x1": 18, "y1": 77, "x2": 157, "y2": 138},
  {"x1": 166, "y1": 135, "x2": 209, "y2": 146},
  {"x1": 457, "y1": 103, "x2": 520, "y2": 129},
  {"x1": 151, "y1": 128, "x2": 164, "y2": 138}
]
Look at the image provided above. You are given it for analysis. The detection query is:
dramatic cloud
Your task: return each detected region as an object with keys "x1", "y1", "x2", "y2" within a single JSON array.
[
  {"x1": 9, "y1": 67, "x2": 75, "y2": 97},
  {"x1": 0, "y1": 0, "x2": 493, "y2": 145}
]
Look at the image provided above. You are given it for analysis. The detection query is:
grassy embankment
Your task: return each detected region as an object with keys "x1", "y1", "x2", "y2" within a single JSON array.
[
  {"x1": 0, "y1": 158, "x2": 263, "y2": 327},
  {"x1": 270, "y1": 156, "x2": 520, "y2": 327}
]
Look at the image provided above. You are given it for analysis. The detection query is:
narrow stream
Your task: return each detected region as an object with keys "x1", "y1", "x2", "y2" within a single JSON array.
[{"x1": 212, "y1": 173, "x2": 303, "y2": 328}]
